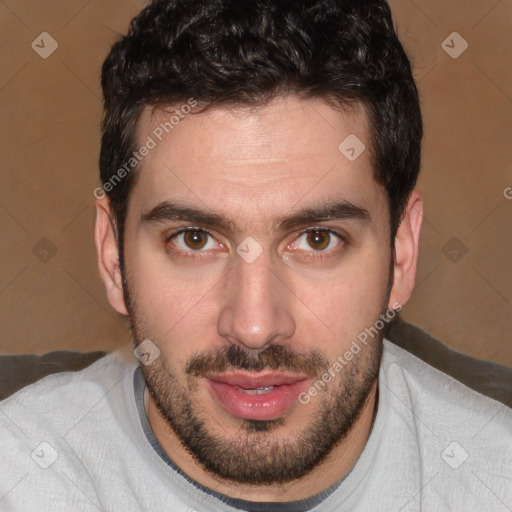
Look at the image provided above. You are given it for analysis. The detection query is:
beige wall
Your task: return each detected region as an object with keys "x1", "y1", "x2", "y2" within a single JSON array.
[{"x1": 0, "y1": 0, "x2": 511, "y2": 365}]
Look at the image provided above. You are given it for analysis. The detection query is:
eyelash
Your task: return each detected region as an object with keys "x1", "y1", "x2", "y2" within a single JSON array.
[{"x1": 165, "y1": 226, "x2": 347, "y2": 260}]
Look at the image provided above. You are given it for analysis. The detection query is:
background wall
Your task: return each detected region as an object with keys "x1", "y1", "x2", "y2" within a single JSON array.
[{"x1": 0, "y1": 0, "x2": 511, "y2": 366}]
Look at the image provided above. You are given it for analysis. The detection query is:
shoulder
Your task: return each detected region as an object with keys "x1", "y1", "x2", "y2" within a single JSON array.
[
  {"x1": 1, "y1": 349, "x2": 135, "y2": 407},
  {"x1": 0, "y1": 349, "x2": 140, "y2": 509},
  {"x1": 0, "y1": 349, "x2": 138, "y2": 441},
  {"x1": 381, "y1": 337, "x2": 512, "y2": 472},
  {"x1": 382, "y1": 338, "x2": 511, "y2": 419},
  {"x1": 378, "y1": 339, "x2": 512, "y2": 506},
  {"x1": 385, "y1": 316, "x2": 512, "y2": 407}
]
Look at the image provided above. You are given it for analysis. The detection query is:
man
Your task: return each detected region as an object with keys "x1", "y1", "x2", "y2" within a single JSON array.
[{"x1": 0, "y1": 0, "x2": 510, "y2": 510}]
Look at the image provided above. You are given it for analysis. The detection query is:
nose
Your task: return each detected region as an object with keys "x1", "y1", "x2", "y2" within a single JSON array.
[{"x1": 216, "y1": 249, "x2": 296, "y2": 350}]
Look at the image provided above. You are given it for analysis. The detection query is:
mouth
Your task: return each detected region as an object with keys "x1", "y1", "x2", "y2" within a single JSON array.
[{"x1": 204, "y1": 372, "x2": 311, "y2": 421}]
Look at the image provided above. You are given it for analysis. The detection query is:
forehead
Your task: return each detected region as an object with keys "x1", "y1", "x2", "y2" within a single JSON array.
[{"x1": 129, "y1": 95, "x2": 386, "y2": 231}]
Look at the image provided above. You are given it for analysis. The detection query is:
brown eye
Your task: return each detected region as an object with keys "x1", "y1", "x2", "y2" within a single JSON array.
[
  {"x1": 306, "y1": 230, "x2": 331, "y2": 251},
  {"x1": 287, "y1": 228, "x2": 344, "y2": 255},
  {"x1": 183, "y1": 230, "x2": 209, "y2": 250},
  {"x1": 166, "y1": 228, "x2": 223, "y2": 256}
]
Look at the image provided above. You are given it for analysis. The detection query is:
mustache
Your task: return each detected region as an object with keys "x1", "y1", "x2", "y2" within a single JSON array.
[{"x1": 185, "y1": 344, "x2": 330, "y2": 378}]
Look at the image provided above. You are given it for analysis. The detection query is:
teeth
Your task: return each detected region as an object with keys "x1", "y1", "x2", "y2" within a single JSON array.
[{"x1": 236, "y1": 386, "x2": 275, "y2": 395}]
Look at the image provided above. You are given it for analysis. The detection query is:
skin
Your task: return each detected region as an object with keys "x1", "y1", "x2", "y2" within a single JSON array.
[{"x1": 95, "y1": 95, "x2": 423, "y2": 502}]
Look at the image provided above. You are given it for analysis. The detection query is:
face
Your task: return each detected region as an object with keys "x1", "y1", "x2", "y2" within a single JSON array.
[{"x1": 116, "y1": 96, "x2": 394, "y2": 484}]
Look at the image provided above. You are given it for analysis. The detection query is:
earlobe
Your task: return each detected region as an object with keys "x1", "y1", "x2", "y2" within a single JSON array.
[
  {"x1": 94, "y1": 197, "x2": 129, "y2": 316},
  {"x1": 388, "y1": 189, "x2": 423, "y2": 309}
]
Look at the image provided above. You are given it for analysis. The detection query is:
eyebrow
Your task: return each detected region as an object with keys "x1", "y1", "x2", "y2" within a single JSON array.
[{"x1": 140, "y1": 199, "x2": 371, "y2": 233}]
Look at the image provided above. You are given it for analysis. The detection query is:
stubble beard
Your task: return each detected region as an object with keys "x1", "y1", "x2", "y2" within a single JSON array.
[{"x1": 130, "y1": 310, "x2": 384, "y2": 485}]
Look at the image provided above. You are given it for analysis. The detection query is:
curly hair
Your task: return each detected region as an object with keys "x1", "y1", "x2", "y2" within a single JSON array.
[{"x1": 100, "y1": 0, "x2": 422, "y2": 267}]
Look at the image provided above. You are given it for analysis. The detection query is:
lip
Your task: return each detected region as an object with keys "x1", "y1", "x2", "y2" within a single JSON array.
[{"x1": 204, "y1": 372, "x2": 310, "y2": 421}]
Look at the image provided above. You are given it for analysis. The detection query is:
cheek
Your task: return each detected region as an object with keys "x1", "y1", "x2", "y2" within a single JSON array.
[
  {"x1": 295, "y1": 251, "x2": 390, "y2": 350},
  {"x1": 126, "y1": 247, "x2": 223, "y2": 350}
]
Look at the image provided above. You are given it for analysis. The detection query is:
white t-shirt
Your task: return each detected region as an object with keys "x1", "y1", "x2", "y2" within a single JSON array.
[{"x1": 0, "y1": 339, "x2": 510, "y2": 512}]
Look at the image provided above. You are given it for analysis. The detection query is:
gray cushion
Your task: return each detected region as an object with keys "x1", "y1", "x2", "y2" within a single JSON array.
[
  {"x1": 386, "y1": 315, "x2": 512, "y2": 407},
  {"x1": 0, "y1": 350, "x2": 106, "y2": 401},
  {"x1": 1, "y1": 318, "x2": 511, "y2": 406}
]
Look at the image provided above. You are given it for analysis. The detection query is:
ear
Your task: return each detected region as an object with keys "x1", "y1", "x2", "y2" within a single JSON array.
[
  {"x1": 388, "y1": 189, "x2": 423, "y2": 309},
  {"x1": 94, "y1": 196, "x2": 129, "y2": 316}
]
